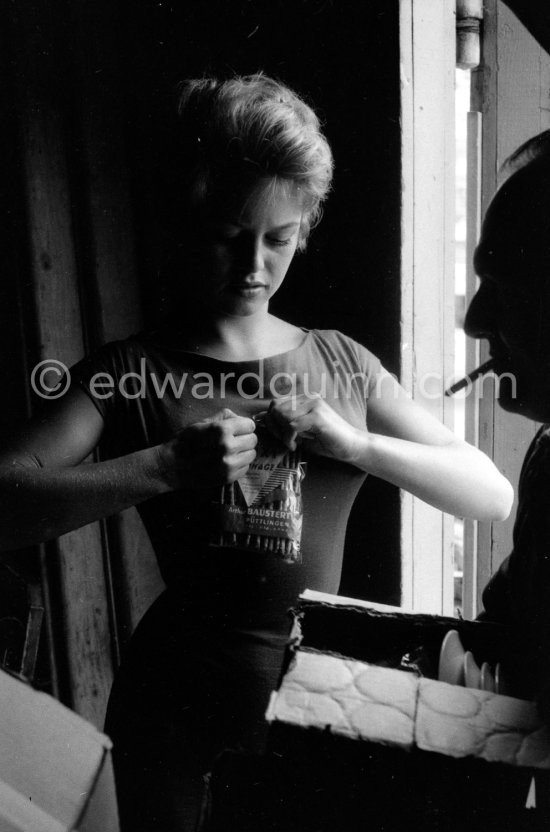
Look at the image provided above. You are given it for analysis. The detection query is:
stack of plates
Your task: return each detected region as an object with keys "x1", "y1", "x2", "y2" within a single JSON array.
[{"x1": 438, "y1": 630, "x2": 505, "y2": 693}]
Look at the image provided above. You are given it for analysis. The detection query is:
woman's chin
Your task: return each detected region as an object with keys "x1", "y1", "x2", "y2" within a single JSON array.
[{"x1": 218, "y1": 295, "x2": 270, "y2": 318}]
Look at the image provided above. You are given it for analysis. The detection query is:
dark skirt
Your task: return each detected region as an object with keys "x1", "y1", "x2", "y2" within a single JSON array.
[{"x1": 105, "y1": 588, "x2": 292, "y2": 832}]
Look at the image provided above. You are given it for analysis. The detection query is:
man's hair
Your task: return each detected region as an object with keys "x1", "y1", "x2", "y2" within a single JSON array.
[
  {"x1": 502, "y1": 129, "x2": 550, "y2": 176},
  {"x1": 175, "y1": 73, "x2": 334, "y2": 250},
  {"x1": 488, "y1": 129, "x2": 550, "y2": 286}
]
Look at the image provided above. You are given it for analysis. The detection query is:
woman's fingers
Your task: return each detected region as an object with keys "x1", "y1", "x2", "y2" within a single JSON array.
[
  {"x1": 265, "y1": 394, "x2": 363, "y2": 463},
  {"x1": 265, "y1": 395, "x2": 320, "y2": 446},
  {"x1": 165, "y1": 410, "x2": 258, "y2": 488},
  {"x1": 203, "y1": 408, "x2": 256, "y2": 436},
  {"x1": 224, "y1": 449, "x2": 258, "y2": 482},
  {"x1": 227, "y1": 415, "x2": 257, "y2": 436}
]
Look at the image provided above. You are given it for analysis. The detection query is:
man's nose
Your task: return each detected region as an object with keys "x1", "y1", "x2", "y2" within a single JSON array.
[{"x1": 464, "y1": 281, "x2": 497, "y2": 340}]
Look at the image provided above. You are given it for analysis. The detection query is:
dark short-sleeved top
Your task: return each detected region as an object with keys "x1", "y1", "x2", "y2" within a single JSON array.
[{"x1": 73, "y1": 327, "x2": 382, "y2": 626}]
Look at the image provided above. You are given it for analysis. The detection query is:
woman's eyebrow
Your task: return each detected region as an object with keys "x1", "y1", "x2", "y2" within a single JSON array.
[
  {"x1": 211, "y1": 215, "x2": 301, "y2": 232},
  {"x1": 269, "y1": 221, "x2": 301, "y2": 232}
]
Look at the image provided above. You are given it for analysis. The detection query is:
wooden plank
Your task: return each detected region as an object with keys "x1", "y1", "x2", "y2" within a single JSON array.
[
  {"x1": 462, "y1": 110, "x2": 482, "y2": 620},
  {"x1": 67, "y1": 0, "x2": 142, "y2": 347},
  {"x1": 9, "y1": 0, "x2": 115, "y2": 727},
  {"x1": 67, "y1": 0, "x2": 165, "y2": 649},
  {"x1": 470, "y1": 0, "x2": 498, "y2": 611},
  {"x1": 399, "y1": 0, "x2": 456, "y2": 614},
  {"x1": 0, "y1": 9, "x2": 51, "y2": 690},
  {"x1": 399, "y1": 0, "x2": 415, "y2": 611},
  {"x1": 55, "y1": 525, "x2": 114, "y2": 722},
  {"x1": 439, "y1": 0, "x2": 458, "y2": 616},
  {"x1": 108, "y1": 512, "x2": 164, "y2": 642}
]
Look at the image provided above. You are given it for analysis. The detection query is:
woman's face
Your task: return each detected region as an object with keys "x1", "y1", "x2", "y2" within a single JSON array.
[{"x1": 182, "y1": 177, "x2": 304, "y2": 318}]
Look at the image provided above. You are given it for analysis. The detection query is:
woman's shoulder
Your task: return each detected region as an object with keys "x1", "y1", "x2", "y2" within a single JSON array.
[
  {"x1": 70, "y1": 332, "x2": 164, "y2": 389},
  {"x1": 308, "y1": 328, "x2": 381, "y2": 365},
  {"x1": 299, "y1": 330, "x2": 383, "y2": 397}
]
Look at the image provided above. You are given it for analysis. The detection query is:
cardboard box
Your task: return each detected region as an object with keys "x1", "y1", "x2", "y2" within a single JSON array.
[
  {"x1": 292, "y1": 589, "x2": 529, "y2": 682},
  {"x1": 200, "y1": 591, "x2": 550, "y2": 831},
  {"x1": 269, "y1": 590, "x2": 550, "y2": 765},
  {"x1": 0, "y1": 668, "x2": 119, "y2": 832},
  {"x1": 262, "y1": 591, "x2": 550, "y2": 829},
  {"x1": 267, "y1": 648, "x2": 550, "y2": 769}
]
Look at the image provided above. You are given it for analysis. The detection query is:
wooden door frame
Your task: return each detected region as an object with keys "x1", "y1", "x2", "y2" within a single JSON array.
[{"x1": 399, "y1": 0, "x2": 456, "y2": 614}]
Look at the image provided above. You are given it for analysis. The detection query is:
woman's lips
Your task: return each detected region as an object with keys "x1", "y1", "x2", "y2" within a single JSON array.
[{"x1": 229, "y1": 283, "x2": 266, "y2": 295}]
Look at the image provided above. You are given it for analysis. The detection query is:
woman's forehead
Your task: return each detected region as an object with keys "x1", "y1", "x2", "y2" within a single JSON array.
[{"x1": 208, "y1": 177, "x2": 304, "y2": 226}]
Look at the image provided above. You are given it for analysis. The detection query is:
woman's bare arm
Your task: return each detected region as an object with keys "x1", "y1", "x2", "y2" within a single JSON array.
[
  {"x1": 0, "y1": 388, "x2": 257, "y2": 552},
  {"x1": 0, "y1": 388, "x2": 167, "y2": 550},
  {"x1": 360, "y1": 371, "x2": 513, "y2": 520},
  {"x1": 265, "y1": 370, "x2": 513, "y2": 522}
]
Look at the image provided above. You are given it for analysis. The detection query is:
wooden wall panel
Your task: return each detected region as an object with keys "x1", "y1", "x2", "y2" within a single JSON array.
[
  {"x1": 67, "y1": 1, "x2": 142, "y2": 346},
  {"x1": 5, "y1": 0, "x2": 164, "y2": 727},
  {"x1": 9, "y1": 0, "x2": 116, "y2": 727},
  {"x1": 67, "y1": 0, "x2": 165, "y2": 652}
]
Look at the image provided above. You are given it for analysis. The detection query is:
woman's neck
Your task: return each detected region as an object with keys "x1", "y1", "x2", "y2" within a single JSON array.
[
  {"x1": 204, "y1": 312, "x2": 273, "y2": 361},
  {"x1": 169, "y1": 309, "x2": 303, "y2": 361}
]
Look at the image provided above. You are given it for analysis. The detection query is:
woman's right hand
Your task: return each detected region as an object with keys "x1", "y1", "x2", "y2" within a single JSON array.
[
  {"x1": 157, "y1": 408, "x2": 258, "y2": 491},
  {"x1": 0, "y1": 397, "x2": 256, "y2": 550}
]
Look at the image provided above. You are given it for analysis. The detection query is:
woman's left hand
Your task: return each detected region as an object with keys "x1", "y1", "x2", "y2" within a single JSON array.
[{"x1": 264, "y1": 393, "x2": 364, "y2": 463}]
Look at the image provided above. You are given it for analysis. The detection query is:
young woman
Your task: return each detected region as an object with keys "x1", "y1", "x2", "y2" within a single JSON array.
[{"x1": 0, "y1": 74, "x2": 513, "y2": 830}]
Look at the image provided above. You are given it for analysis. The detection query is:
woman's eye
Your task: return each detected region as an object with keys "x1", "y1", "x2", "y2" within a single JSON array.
[{"x1": 267, "y1": 236, "x2": 292, "y2": 247}]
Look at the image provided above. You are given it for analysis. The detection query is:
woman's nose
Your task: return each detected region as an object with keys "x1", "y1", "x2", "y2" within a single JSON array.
[
  {"x1": 238, "y1": 236, "x2": 264, "y2": 274},
  {"x1": 464, "y1": 281, "x2": 497, "y2": 340}
]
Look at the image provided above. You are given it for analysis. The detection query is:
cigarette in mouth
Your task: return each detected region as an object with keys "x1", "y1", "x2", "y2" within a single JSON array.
[{"x1": 444, "y1": 360, "x2": 495, "y2": 397}]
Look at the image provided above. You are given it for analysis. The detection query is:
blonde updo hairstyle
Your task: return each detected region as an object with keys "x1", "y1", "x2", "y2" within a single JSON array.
[{"x1": 176, "y1": 73, "x2": 334, "y2": 251}]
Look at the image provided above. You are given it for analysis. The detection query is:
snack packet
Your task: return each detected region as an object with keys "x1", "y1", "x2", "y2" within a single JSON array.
[{"x1": 210, "y1": 425, "x2": 306, "y2": 563}]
